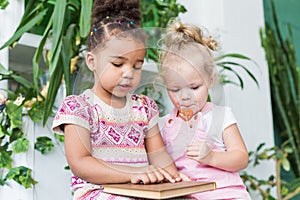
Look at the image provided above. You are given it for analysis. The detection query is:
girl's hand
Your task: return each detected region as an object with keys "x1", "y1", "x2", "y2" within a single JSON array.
[
  {"x1": 130, "y1": 165, "x2": 178, "y2": 184},
  {"x1": 179, "y1": 173, "x2": 192, "y2": 181},
  {"x1": 186, "y1": 141, "x2": 213, "y2": 162}
]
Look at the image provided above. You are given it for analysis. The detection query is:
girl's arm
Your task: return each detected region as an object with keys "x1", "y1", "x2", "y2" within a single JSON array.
[
  {"x1": 145, "y1": 124, "x2": 181, "y2": 182},
  {"x1": 186, "y1": 124, "x2": 249, "y2": 172},
  {"x1": 64, "y1": 124, "x2": 169, "y2": 184}
]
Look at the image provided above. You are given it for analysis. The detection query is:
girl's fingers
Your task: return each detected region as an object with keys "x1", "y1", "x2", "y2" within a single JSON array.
[
  {"x1": 180, "y1": 173, "x2": 192, "y2": 181},
  {"x1": 131, "y1": 174, "x2": 149, "y2": 184},
  {"x1": 152, "y1": 168, "x2": 165, "y2": 183},
  {"x1": 187, "y1": 142, "x2": 212, "y2": 157},
  {"x1": 157, "y1": 167, "x2": 176, "y2": 183}
]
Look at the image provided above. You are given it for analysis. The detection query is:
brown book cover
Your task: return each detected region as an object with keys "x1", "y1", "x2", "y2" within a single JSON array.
[{"x1": 102, "y1": 181, "x2": 216, "y2": 199}]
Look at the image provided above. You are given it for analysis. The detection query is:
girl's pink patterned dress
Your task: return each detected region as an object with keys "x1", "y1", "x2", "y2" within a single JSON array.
[{"x1": 52, "y1": 89, "x2": 159, "y2": 200}]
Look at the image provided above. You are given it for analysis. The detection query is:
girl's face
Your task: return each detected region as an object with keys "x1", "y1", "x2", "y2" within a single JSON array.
[
  {"x1": 163, "y1": 55, "x2": 211, "y2": 115},
  {"x1": 86, "y1": 36, "x2": 145, "y2": 104}
]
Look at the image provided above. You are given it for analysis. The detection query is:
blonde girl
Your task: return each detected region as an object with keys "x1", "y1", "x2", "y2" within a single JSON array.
[{"x1": 159, "y1": 20, "x2": 251, "y2": 200}]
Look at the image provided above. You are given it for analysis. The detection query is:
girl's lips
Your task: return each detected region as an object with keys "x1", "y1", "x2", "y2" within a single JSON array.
[
  {"x1": 180, "y1": 105, "x2": 193, "y2": 109},
  {"x1": 118, "y1": 84, "x2": 132, "y2": 90}
]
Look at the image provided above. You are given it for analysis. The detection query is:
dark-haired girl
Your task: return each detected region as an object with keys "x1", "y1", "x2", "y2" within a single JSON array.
[{"x1": 52, "y1": 1, "x2": 182, "y2": 199}]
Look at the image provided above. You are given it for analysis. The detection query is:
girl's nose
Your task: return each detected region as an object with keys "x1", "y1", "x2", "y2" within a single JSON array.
[
  {"x1": 122, "y1": 68, "x2": 133, "y2": 79},
  {"x1": 181, "y1": 89, "x2": 191, "y2": 101}
]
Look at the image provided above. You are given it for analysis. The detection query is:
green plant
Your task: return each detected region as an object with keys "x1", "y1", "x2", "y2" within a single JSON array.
[
  {"x1": 141, "y1": 0, "x2": 187, "y2": 61},
  {"x1": 215, "y1": 53, "x2": 259, "y2": 89},
  {"x1": 0, "y1": 0, "x2": 88, "y2": 125},
  {"x1": 0, "y1": 0, "x2": 8, "y2": 9},
  {"x1": 241, "y1": 143, "x2": 300, "y2": 200},
  {"x1": 260, "y1": 0, "x2": 300, "y2": 179},
  {"x1": 0, "y1": 64, "x2": 56, "y2": 188}
]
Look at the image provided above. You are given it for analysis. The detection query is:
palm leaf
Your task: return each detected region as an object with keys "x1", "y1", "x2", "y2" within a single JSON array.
[
  {"x1": 49, "y1": 0, "x2": 66, "y2": 76},
  {"x1": 32, "y1": 16, "x2": 53, "y2": 91},
  {"x1": 217, "y1": 61, "x2": 259, "y2": 88},
  {"x1": 218, "y1": 64, "x2": 244, "y2": 88},
  {"x1": 61, "y1": 24, "x2": 77, "y2": 96},
  {"x1": 0, "y1": 9, "x2": 48, "y2": 50},
  {"x1": 79, "y1": 0, "x2": 93, "y2": 38},
  {"x1": 43, "y1": 61, "x2": 64, "y2": 125}
]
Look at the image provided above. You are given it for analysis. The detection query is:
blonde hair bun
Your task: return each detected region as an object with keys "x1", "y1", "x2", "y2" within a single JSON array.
[{"x1": 164, "y1": 19, "x2": 218, "y2": 51}]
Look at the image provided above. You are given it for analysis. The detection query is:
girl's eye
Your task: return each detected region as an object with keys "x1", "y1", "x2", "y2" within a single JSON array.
[
  {"x1": 111, "y1": 62, "x2": 123, "y2": 67},
  {"x1": 168, "y1": 88, "x2": 179, "y2": 93},
  {"x1": 133, "y1": 65, "x2": 142, "y2": 70},
  {"x1": 191, "y1": 86, "x2": 200, "y2": 90}
]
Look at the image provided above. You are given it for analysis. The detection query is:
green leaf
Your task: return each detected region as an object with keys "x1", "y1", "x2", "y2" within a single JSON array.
[
  {"x1": 12, "y1": 138, "x2": 29, "y2": 154},
  {"x1": 282, "y1": 158, "x2": 291, "y2": 171},
  {"x1": 9, "y1": 128, "x2": 24, "y2": 143},
  {"x1": 0, "y1": 174, "x2": 6, "y2": 186},
  {"x1": 49, "y1": 39, "x2": 63, "y2": 76},
  {"x1": 0, "y1": 150, "x2": 13, "y2": 168},
  {"x1": 275, "y1": 150, "x2": 284, "y2": 160},
  {"x1": 5, "y1": 166, "x2": 37, "y2": 188},
  {"x1": 28, "y1": 101, "x2": 45, "y2": 122},
  {"x1": 34, "y1": 136, "x2": 54, "y2": 154},
  {"x1": 11, "y1": 74, "x2": 33, "y2": 89},
  {"x1": 54, "y1": 133, "x2": 64, "y2": 142},
  {"x1": 32, "y1": 16, "x2": 53, "y2": 91},
  {"x1": 281, "y1": 185, "x2": 289, "y2": 195},
  {"x1": 0, "y1": 0, "x2": 9, "y2": 10},
  {"x1": 217, "y1": 64, "x2": 245, "y2": 88},
  {"x1": 0, "y1": 9, "x2": 48, "y2": 50},
  {"x1": 6, "y1": 101, "x2": 23, "y2": 129},
  {"x1": 49, "y1": 0, "x2": 67, "y2": 72},
  {"x1": 79, "y1": 0, "x2": 93, "y2": 38},
  {"x1": 258, "y1": 152, "x2": 268, "y2": 160},
  {"x1": 61, "y1": 24, "x2": 77, "y2": 95},
  {"x1": 0, "y1": 63, "x2": 12, "y2": 75},
  {"x1": 256, "y1": 143, "x2": 266, "y2": 151},
  {"x1": 217, "y1": 61, "x2": 259, "y2": 88},
  {"x1": 284, "y1": 147, "x2": 293, "y2": 154},
  {"x1": 43, "y1": 60, "x2": 64, "y2": 125},
  {"x1": 215, "y1": 53, "x2": 253, "y2": 62}
]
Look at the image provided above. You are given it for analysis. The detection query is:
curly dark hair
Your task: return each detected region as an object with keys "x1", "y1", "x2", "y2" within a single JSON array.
[{"x1": 87, "y1": 0, "x2": 146, "y2": 51}]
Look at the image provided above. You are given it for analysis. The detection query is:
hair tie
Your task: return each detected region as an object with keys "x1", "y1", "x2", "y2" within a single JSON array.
[{"x1": 90, "y1": 25, "x2": 98, "y2": 36}]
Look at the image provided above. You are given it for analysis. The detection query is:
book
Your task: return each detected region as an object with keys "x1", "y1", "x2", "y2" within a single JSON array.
[{"x1": 102, "y1": 181, "x2": 216, "y2": 199}]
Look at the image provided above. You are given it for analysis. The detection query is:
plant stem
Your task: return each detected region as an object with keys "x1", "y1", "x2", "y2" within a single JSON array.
[
  {"x1": 283, "y1": 186, "x2": 300, "y2": 200},
  {"x1": 248, "y1": 177, "x2": 269, "y2": 198},
  {"x1": 276, "y1": 159, "x2": 282, "y2": 200}
]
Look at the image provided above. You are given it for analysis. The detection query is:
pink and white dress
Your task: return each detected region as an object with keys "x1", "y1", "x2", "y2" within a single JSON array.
[
  {"x1": 160, "y1": 102, "x2": 252, "y2": 200},
  {"x1": 52, "y1": 89, "x2": 159, "y2": 200}
]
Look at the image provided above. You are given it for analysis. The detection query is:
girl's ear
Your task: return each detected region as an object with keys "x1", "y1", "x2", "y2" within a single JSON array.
[
  {"x1": 208, "y1": 73, "x2": 216, "y2": 88},
  {"x1": 86, "y1": 52, "x2": 96, "y2": 71}
]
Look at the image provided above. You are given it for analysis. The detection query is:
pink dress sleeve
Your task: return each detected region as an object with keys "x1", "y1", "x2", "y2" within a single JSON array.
[
  {"x1": 52, "y1": 95, "x2": 92, "y2": 134},
  {"x1": 140, "y1": 95, "x2": 159, "y2": 130}
]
